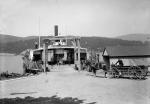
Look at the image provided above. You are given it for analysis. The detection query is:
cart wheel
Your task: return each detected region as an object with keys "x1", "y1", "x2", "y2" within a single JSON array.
[
  {"x1": 107, "y1": 70, "x2": 113, "y2": 78},
  {"x1": 112, "y1": 67, "x2": 119, "y2": 78},
  {"x1": 128, "y1": 66, "x2": 135, "y2": 78},
  {"x1": 140, "y1": 71, "x2": 148, "y2": 79},
  {"x1": 128, "y1": 66, "x2": 140, "y2": 79},
  {"x1": 134, "y1": 66, "x2": 143, "y2": 79}
]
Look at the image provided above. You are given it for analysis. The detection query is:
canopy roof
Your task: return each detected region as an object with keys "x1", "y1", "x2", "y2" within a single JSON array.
[
  {"x1": 103, "y1": 46, "x2": 150, "y2": 57},
  {"x1": 110, "y1": 58, "x2": 150, "y2": 66}
]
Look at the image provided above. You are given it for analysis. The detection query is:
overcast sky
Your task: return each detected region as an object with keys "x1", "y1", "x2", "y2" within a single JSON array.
[{"x1": 0, "y1": 0, "x2": 150, "y2": 37}]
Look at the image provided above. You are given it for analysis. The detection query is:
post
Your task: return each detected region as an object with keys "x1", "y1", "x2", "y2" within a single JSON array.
[
  {"x1": 43, "y1": 43, "x2": 48, "y2": 72},
  {"x1": 38, "y1": 17, "x2": 41, "y2": 48},
  {"x1": 38, "y1": 36, "x2": 41, "y2": 48},
  {"x1": 74, "y1": 39, "x2": 76, "y2": 64},
  {"x1": 43, "y1": 43, "x2": 46, "y2": 72},
  {"x1": 77, "y1": 38, "x2": 81, "y2": 70},
  {"x1": 97, "y1": 54, "x2": 99, "y2": 69}
]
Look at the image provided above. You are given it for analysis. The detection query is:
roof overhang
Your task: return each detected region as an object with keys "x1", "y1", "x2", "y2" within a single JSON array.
[
  {"x1": 32, "y1": 47, "x2": 87, "y2": 53},
  {"x1": 108, "y1": 55, "x2": 150, "y2": 58},
  {"x1": 43, "y1": 36, "x2": 80, "y2": 42},
  {"x1": 103, "y1": 46, "x2": 150, "y2": 58}
]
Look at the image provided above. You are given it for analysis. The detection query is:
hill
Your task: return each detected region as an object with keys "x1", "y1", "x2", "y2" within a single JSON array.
[
  {"x1": 0, "y1": 34, "x2": 146, "y2": 54},
  {"x1": 116, "y1": 34, "x2": 150, "y2": 42},
  {"x1": 0, "y1": 34, "x2": 22, "y2": 44}
]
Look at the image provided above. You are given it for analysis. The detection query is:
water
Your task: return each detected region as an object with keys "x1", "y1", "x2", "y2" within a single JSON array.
[{"x1": 0, "y1": 54, "x2": 24, "y2": 74}]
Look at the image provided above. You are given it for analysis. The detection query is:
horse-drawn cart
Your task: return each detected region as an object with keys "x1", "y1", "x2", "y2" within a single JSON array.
[{"x1": 109, "y1": 65, "x2": 148, "y2": 79}]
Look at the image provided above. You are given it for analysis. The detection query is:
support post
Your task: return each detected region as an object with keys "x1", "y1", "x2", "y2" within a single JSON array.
[
  {"x1": 43, "y1": 43, "x2": 48, "y2": 72},
  {"x1": 77, "y1": 38, "x2": 81, "y2": 70},
  {"x1": 74, "y1": 39, "x2": 76, "y2": 64}
]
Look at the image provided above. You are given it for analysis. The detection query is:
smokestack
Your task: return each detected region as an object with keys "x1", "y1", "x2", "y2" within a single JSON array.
[{"x1": 54, "y1": 25, "x2": 58, "y2": 36}]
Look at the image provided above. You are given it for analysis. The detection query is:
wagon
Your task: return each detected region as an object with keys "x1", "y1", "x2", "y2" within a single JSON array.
[{"x1": 109, "y1": 65, "x2": 148, "y2": 79}]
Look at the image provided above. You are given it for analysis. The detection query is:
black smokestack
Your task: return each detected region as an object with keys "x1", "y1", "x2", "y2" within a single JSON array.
[{"x1": 54, "y1": 25, "x2": 58, "y2": 36}]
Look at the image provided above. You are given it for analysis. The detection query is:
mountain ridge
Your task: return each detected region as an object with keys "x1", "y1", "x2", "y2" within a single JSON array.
[
  {"x1": 116, "y1": 34, "x2": 150, "y2": 42},
  {"x1": 0, "y1": 34, "x2": 148, "y2": 54}
]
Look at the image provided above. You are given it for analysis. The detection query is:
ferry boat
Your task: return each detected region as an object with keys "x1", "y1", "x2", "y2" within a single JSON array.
[{"x1": 22, "y1": 25, "x2": 87, "y2": 74}]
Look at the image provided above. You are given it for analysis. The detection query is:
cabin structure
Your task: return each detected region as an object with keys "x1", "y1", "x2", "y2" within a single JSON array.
[{"x1": 102, "y1": 46, "x2": 150, "y2": 69}]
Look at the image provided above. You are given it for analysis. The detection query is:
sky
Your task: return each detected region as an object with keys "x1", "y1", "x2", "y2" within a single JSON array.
[{"x1": 0, "y1": 0, "x2": 150, "y2": 37}]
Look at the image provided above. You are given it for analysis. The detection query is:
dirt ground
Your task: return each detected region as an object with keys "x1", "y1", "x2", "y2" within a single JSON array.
[{"x1": 0, "y1": 65, "x2": 150, "y2": 104}]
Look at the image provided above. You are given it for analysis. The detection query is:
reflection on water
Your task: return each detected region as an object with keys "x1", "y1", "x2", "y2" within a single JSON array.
[{"x1": 0, "y1": 54, "x2": 23, "y2": 74}]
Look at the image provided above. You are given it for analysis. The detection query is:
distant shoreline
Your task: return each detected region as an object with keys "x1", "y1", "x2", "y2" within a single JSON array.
[{"x1": 0, "y1": 53, "x2": 16, "y2": 56}]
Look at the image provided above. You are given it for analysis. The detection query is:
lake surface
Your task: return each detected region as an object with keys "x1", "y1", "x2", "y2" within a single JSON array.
[{"x1": 0, "y1": 54, "x2": 24, "y2": 74}]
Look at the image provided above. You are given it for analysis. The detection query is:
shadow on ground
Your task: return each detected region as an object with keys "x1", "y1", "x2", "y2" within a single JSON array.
[
  {"x1": 87, "y1": 73, "x2": 148, "y2": 80},
  {"x1": 10, "y1": 92, "x2": 37, "y2": 95},
  {"x1": 86, "y1": 74, "x2": 106, "y2": 78},
  {"x1": 0, "y1": 95, "x2": 96, "y2": 104}
]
